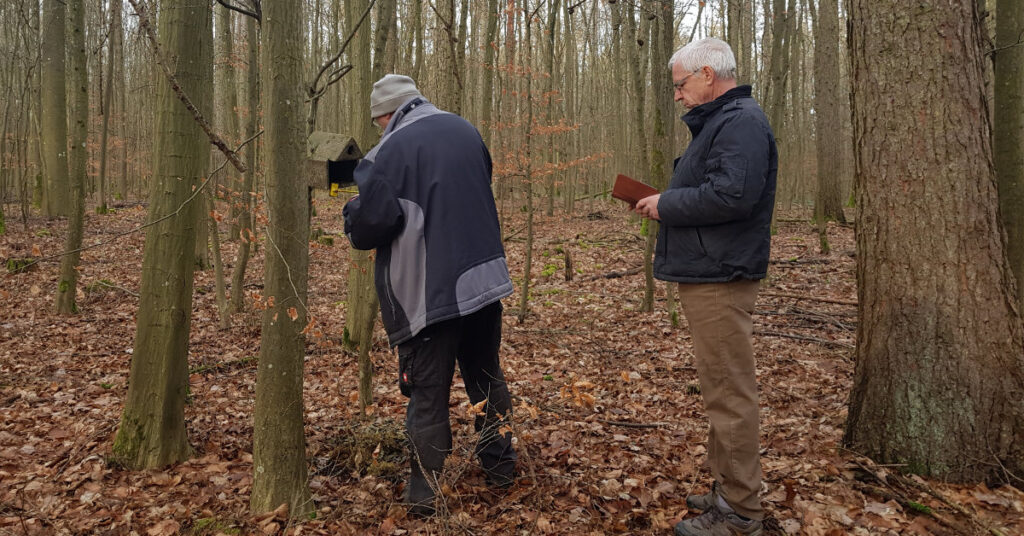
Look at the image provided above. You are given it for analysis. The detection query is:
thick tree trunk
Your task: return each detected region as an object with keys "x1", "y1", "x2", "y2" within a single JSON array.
[
  {"x1": 371, "y1": 0, "x2": 396, "y2": 83},
  {"x1": 250, "y1": 0, "x2": 314, "y2": 517},
  {"x1": 995, "y1": 0, "x2": 1024, "y2": 310},
  {"x1": 113, "y1": 0, "x2": 213, "y2": 469},
  {"x1": 844, "y1": 0, "x2": 1024, "y2": 482},
  {"x1": 40, "y1": 0, "x2": 68, "y2": 219},
  {"x1": 55, "y1": 0, "x2": 88, "y2": 315}
]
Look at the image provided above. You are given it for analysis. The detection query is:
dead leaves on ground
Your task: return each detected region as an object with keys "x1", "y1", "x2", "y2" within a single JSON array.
[{"x1": 1, "y1": 204, "x2": 1021, "y2": 535}]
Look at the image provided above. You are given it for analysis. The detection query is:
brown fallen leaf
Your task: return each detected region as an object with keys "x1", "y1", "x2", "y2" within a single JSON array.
[{"x1": 146, "y1": 519, "x2": 180, "y2": 536}]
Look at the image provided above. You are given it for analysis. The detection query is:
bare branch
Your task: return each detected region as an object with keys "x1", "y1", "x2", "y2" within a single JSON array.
[
  {"x1": 215, "y1": 0, "x2": 260, "y2": 22},
  {"x1": 7, "y1": 130, "x2": 263, "y2": 272},
  {"x1": 125, "y1": 0, "x2": 247, "y2": 173},
  {"x1": 307, "y1": 0, "x2": 376, "y2": 133}
]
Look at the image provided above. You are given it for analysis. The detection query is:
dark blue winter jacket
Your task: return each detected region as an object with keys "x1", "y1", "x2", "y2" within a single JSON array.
[
  {"x1": 343, "y1": 97, "x2": 513, "y2": 346},
  {"x1": 654, "y1": 85, "x2": 777, "y2": 283}
]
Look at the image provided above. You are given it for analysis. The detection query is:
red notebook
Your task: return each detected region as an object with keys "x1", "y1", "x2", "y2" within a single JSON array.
[{"x1": 612, "y1": 174, "x2": 659, "y2": 207}]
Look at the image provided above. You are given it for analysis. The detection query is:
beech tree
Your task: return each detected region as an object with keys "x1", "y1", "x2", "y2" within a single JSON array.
[
  {"x1": 995, "y1": 0, "x2": 1024, "y2": 309},
  {"x1": 113, "y1": 0, "x2": 213, "y2": 469},
  {"x1": 54, "y1": 0, "x2": 87, "y2": 314},
  {"x1": 250, "y1": 0, "x2": 314, "y2": 516},
  {"x1": 844, "y1": 0, "x2": 1024, "y2": 481},
  {"x1": 40, "y1": 0, "x2": 68, "y2": 218}
]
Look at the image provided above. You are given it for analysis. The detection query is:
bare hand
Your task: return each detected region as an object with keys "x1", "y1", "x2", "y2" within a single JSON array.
[{"x1": 634, "y1": 194, "x2": 661, "y2": 221}]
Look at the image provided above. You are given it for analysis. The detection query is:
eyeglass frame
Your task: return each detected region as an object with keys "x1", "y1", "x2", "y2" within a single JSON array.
[{"x1": 672, "y1": 69, "x2": 702, "y2": 92}]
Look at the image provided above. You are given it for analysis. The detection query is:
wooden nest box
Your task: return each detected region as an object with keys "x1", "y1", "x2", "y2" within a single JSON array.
[{"x1": 306, "y1": 131, "x2": 362, "y2": 197}]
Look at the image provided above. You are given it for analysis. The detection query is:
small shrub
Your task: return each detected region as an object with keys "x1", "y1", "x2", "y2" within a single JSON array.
[{"x1": 319, "y1": 417, "x2": 408, "y2": 480}]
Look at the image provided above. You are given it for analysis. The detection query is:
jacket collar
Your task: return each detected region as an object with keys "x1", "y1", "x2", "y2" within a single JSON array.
[{"x1": 682, "y1": 85, "x2": 752, "y2": 135}]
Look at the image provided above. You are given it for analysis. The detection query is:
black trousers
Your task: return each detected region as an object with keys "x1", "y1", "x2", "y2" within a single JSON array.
[{"x1": 397, "y1": 302, "x2": 516, "y2": 477}]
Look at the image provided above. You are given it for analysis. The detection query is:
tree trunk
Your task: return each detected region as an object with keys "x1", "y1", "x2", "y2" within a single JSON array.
[
  {"x1": 113, "y1": 0, "x2": 213, "y2": 469},
  {"x1": 55, "y1": 0, "x2": 88, "y2": 315},
  {"x1": 250, "y1": 0, "x2": 314, "y2": 517},
  {"x1": 216, "y1": 5, "x2": 241, "y2": 240},
  {"x1": 543, "y1": 0, "x2": 559, "y2": 217},
  {"x1": 517, "y1": 0, "x2": 535, "y2": 324},
  {"x1": 810, "y1": 0, "x2": 847, "y2": 247},
  {"x1": 345, "y1": 0, "x2": 378, "y2": 355},
  {"x1": 231, "y1": 15, "x2": 259, "y2": 314},
  {"x1": 646, "y1": 0, "x2": 674, "y2": 316},
  {"x1": 209, "y1": 192, "x2": 230, "y2": 329},
  {"x1": 844, "y1": 0, "x2": 1024, "y2": 482},
  {"x1": 480, "y1": 0, "x2": 499, "y2": 147},
  {"x1": 97, "y1": 0, "x2": 119, "y2": 214},
  {"x1": 435, "y1": 0, "x2": 460, "y2": 112},
  {"x1": 372, "y1": 0, "x2": 396, "y2": 82},
  {"x1": 412, "y1": 0, "x2": 424, "y2": 80},
  {"x1": 115, "y1": 0, "x2": 128, "y2": 201},
  {"x1": 995, "y1": 0, "x2": 1024, "y2": 310},
  {"x1": 40, "y1": 0, "x2": 68, "y2": 219}
]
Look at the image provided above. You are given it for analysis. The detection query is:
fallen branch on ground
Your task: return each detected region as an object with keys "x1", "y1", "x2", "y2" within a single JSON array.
[{"x1": 760, "y1": 291, "x2": 857, "y2": 306}]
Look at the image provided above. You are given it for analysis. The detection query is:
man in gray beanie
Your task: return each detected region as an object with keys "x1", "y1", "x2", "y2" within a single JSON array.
[
  {"x1": 344, "y1": 75, "x2": 517, "y2": 518},
  {"x1": 369, "y1": 74, "x2": 423, "y2": 123}
]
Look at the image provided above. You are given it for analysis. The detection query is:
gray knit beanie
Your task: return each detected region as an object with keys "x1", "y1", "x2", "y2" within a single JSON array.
[{"x1": 370, "y1": 74, "x2": 423, "y2": 119}]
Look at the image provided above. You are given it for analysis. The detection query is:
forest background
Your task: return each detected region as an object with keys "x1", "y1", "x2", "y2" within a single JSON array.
[{"x1": 2, "y1": 0, "x2": 1024, "y2": 534}]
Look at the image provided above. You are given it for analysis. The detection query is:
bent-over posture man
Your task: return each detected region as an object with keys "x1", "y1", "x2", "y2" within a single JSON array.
[
  {"x1": 634, "y1": 38, "x2": 777, "y2": 536},
  {"x1": 344, "y1": 74, "x2": 517, "y2": 517}
]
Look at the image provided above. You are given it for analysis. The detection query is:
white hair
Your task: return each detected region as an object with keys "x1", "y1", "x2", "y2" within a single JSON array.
[{"x1": 668, "y1": 37, "x2": 737, "y2": 80}]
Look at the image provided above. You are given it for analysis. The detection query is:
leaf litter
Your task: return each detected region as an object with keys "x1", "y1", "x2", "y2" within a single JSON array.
[{"x1": 1, "y1": 201, "x2": 1021, "y2": 535}]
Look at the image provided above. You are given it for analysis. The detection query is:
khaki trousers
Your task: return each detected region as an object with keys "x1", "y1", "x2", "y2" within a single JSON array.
[{"x1": 677, "y1": 280, "x2": 763, "y2": 520}]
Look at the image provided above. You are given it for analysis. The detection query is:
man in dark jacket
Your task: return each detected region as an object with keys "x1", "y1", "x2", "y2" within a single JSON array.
[
  {"x1": 343, "y1": 74, "x2": 517, "y2": 517},
  {"x1": 634, "y1": 38, "x2": 776, "y2": 536}
]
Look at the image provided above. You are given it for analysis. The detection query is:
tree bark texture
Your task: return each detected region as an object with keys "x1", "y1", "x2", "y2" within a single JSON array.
[
  {"x1": 345, "y1": 0, "x2": 378, "y2": 353},
  {"x1": 40, "y1": 0, "x2": 68, "y2": 218},
  {"x1": 113, "y1": 0, "x2": 212, "y2": 470},
  {"x1": 434, "y1": 0, "x2": 460, "y2": 112},
  {"x1": 844, "y1": 0, "x2": 1024, "y2": 482},
  {"x1": 231, "y1": 16, "x2": 259, "y2": 314},
  {"x1": 810, "y1": 0, "x2": 846, "y2": 228},
  {"x1": 250, "y1": 0, "x2": 314, "y2": 517},
  {"x1": 55, "y1": 0, "x2": 88, "y2": 315},
  {"x1": 97, "y1": 0, "x2": 119, "y2": 214},
  {"x1": 995, "y1": 0, "x2": 1024, "y2": 311}
]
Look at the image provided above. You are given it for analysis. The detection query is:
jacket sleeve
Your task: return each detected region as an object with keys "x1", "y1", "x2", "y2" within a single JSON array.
[
  {"x1": 657, "y1": 112, "x2": 770, "y2": 228},
  {"x1": 343, "y1": 159, "x2": 405, "y2": 250}
]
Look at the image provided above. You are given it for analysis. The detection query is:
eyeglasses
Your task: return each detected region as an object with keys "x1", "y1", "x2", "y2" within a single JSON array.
[{"x1": 673, "y1": 70, "x2": 700, "y2": 91}]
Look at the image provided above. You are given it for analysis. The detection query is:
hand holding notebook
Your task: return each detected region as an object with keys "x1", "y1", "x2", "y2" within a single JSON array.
[{"x1": 611, "y1": 174, "x2": 659, "y2": 208}]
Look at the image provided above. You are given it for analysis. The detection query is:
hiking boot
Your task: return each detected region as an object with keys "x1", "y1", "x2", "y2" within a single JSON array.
[
  {"x1": 483, "y1": 461, "x2": 517, "y2": 489},
  {"x1": 404, "y1": 467, "x2": 437, "y2": 518},
  {"x1": 686, "y1": 481, "x2": 720, "y2": 513},
  {"x1": 674, "y1": 507, "x2": 763, "y2": 536}
]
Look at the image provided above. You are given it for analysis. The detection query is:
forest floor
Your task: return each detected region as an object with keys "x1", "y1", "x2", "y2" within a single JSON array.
[{"x1": 1, "y1": 197, "x2": 1023, "y2": 536}]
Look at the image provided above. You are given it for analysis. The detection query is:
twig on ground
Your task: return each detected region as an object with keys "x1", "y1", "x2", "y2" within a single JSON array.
[
  {"x1": 598, "y1": 419, "x2": 667, "y2": 429},
  {"x1": 760, "y1": 291, "x2": 857, "y2": 306},
  {"x1": 755, "y1": 329, "x2": 853, "y2": 349}
]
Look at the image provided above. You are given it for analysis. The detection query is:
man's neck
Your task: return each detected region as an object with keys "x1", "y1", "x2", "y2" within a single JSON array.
[{"x1": 710, "y1": 80, "x2": 739, "y2": 101}]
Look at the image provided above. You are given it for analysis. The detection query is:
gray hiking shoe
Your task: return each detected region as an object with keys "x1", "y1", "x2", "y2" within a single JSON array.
[
  {"x1": 674, "y1": 507, "x2": 763, "y2": 536},
  {"x1": 685, "y1": 481, "x2": 720, "y2": 513}
]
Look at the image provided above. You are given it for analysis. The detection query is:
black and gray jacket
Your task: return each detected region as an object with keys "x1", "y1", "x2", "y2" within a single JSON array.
[
  {"x1": 343, "y1": 97, "x2": 513, "y2": 347},
  {"x1": 654, "y1": 85, "x2": 778, "y2": 283}
]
